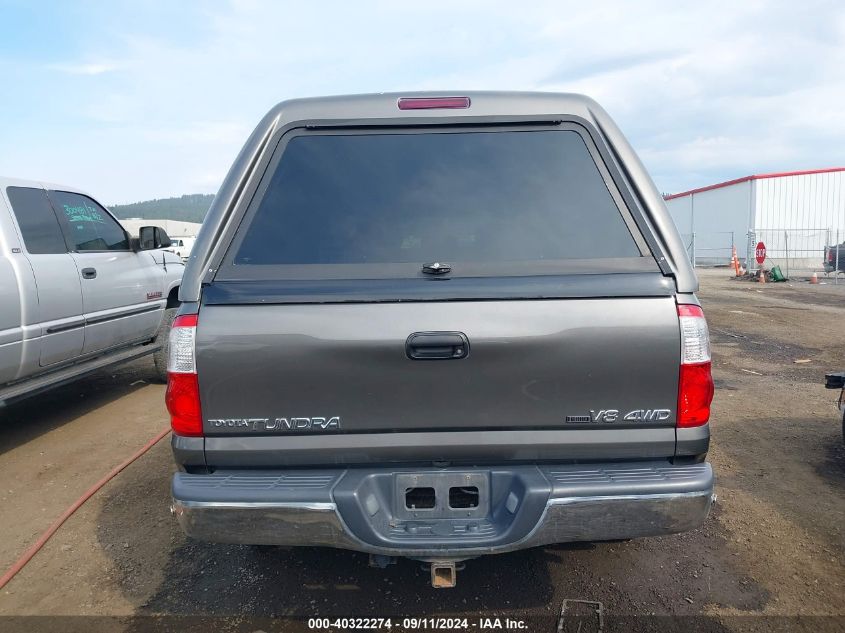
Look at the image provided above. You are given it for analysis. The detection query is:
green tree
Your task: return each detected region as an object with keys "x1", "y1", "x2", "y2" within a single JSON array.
[{"x1": 110, "y1": 194, "x2": 214, "y2": 223}]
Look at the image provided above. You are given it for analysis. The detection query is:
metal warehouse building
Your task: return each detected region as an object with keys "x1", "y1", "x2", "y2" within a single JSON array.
[
  {"x1": 664, "y1": 167, "x2": 845, "y2": 270},
  {"x1": 119, "y1": 218, "x2": 202, "y2": 238}
]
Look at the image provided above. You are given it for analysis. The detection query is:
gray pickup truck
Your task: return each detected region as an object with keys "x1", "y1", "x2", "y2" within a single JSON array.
[
  {"x1": 0, "y1": 177, "x2": 183, "y2": 405},
  {"x1": 168, "y1": 92, "x2": 715, "y2": 587}
]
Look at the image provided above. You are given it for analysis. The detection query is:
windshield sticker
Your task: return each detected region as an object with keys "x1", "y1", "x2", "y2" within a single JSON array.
[{"x1": 62, "y1": 201, "x2": 105, "y2": 224}]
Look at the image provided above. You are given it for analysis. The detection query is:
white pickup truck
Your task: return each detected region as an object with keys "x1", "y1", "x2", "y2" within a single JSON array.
[{"x1": 0, "y1": 177, "x2": 184, "y2": 405}]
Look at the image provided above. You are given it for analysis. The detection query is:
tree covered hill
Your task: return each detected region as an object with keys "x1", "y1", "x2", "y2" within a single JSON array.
[{"x1": 110, "y1": 194, "x2": 214, "y2": 223}]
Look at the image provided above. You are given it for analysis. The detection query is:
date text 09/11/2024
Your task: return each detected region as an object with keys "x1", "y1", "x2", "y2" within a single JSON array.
[{"x1": 307, "y1": 617, "x2": 528, "y2": 630}]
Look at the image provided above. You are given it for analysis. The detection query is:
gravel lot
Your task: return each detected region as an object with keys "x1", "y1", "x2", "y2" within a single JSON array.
[{"x1": 0, "y1": 269, "x2": 843, "y2": 631}]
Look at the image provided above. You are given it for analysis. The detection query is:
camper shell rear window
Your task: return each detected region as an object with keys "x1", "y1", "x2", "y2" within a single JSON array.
[{"x1": 218, "y1": 124, "x2": 656, "y2": 282}]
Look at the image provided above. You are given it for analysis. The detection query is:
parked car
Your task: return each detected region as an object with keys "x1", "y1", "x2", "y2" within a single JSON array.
[
  {"x1": 823, "y1": 243, "x2": 845, "y2": 273},
  {"x1": 0, "y1": 177, "x2": 184, "y2": 405},
  {"x1": 824, "y1": 372, "x2": 845, "y2": 443},
  {"x1": 167, "y1": 92, "x2": 715, "y2": 587},
  {"x1": 167, "y1": 236, "x2": 196, "y2": 262}
]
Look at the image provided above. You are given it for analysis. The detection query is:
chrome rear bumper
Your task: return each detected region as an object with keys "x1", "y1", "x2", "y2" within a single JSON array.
[{"x1": 172, "y1": 462, "x2": 713, "y2": 557}]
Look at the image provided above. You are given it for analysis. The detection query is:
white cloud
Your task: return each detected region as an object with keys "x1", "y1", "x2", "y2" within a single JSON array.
[
  {"x1": 48, "y1": 61, "x2": 121, "y2": 75},
  {"x1": 5, "y1": 0, "x2": 845, "y2": 201}
]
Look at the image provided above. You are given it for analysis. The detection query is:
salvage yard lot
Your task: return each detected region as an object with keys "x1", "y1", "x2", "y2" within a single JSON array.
[{"x1": 0, "y1": 269, "x2": 843, "y2": 628}]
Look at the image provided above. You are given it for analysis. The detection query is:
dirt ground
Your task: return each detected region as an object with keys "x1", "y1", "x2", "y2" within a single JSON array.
[{"x1": 0, "y1": 268, "x2": 842, "y2": 631}]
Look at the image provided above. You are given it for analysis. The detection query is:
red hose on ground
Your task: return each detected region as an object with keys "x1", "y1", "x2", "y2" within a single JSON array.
[{"x1": 0, "y1": 426, "x2": 172, "y2": 591}]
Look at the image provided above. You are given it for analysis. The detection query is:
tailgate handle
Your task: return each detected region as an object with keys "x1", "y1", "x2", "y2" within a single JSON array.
[{"x1": 406, "y1": 332, "x2": 469, "y2": 360}]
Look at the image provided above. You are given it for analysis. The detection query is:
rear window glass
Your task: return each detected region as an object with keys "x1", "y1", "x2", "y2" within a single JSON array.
[
  {"x1": 232, "y1": 129, "x2": 641, "y2": 270},
  {"x1": 6, "y1": 186, "x2": 67, "y2": 255}
]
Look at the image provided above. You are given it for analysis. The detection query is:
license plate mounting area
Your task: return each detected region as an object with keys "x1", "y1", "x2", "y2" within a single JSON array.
[{"x1": 394, "y1": 472, "x2": 489, "y2": 519}]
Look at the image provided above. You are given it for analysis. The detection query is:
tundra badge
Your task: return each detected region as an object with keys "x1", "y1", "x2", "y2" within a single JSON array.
[{"x1": 207, "y1": 416, "x2": 341, "y2": 431}]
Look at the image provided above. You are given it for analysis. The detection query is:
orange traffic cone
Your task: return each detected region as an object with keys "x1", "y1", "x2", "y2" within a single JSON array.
[
  {"x1": 758, "y1": 270, "x2": 766, "y2": 283},
  {"x1": 810, "y1": 272, "x2": 819, "y2": 284},
  {"x1": 731, "y1": 246, "x2": 740, "y2": 276}
]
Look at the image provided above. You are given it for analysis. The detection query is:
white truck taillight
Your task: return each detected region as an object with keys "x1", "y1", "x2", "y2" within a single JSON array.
[
  {"x1": 165, "y1": 314, "x2": 203, "y2": 436},
  {"x1": 677, "y1": 304, "x2": 714, "y2": 427}
]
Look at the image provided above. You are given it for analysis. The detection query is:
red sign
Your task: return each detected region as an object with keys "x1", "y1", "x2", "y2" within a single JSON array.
[{"x1": 755, "y1": 241, "x2": 767, "y2": 264}]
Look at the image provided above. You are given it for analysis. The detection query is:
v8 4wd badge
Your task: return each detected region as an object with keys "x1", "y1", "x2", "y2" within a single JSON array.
[{"x1": 589, "y1": 409, "x2": 671, "y2": 423}]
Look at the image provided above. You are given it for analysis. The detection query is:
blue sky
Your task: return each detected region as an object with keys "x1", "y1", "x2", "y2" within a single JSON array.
[{"x1": 1, "y1": 0, "x2": 843, "y2": 204}]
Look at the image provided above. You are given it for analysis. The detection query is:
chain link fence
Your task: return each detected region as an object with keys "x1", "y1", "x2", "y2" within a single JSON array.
[
  {"x1": 679, "y1": 232, "x2": 736, "y2": 267},
  {"x1": 746, "y1": 228, "x2": 842, "y2": 280},
  {"x1": 679, "y1": 227, "x2": 844, "y2": 281}
]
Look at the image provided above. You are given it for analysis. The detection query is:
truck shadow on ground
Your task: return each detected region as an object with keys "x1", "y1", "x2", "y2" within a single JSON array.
[
  {"x1": 0, "y1": 358, "x2": 158, "y2": 453},
  {"x1": 138, "y1": 542, "x2": 560, "y2": 617}
]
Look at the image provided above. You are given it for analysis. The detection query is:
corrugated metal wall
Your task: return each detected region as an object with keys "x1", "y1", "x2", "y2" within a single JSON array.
[
  {"x1": 665, "y1": 169, "x2": 845, "y2": 267},
  {"x1": 754, "y1": 170, "x2": 845, "y2": 231},
  {"x1": 753, "y1": 171, "x2": 845, "y2": 262},
  {"x1": 665, "y1": 181, "x2": 751, "y2": 262}
]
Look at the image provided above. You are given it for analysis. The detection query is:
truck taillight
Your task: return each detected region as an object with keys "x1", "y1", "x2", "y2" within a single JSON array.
[
  {"x1": 677, "y1": 304, "x2": 714, "y2": 427},
  {"x1": 165, "y1": 314, "x2": 203, "y2": 437}
]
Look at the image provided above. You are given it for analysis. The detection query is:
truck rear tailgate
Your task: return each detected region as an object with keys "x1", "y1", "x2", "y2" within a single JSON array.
[{"x1": 196, "y1": 287, "x2": 680, "y2": 465}]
